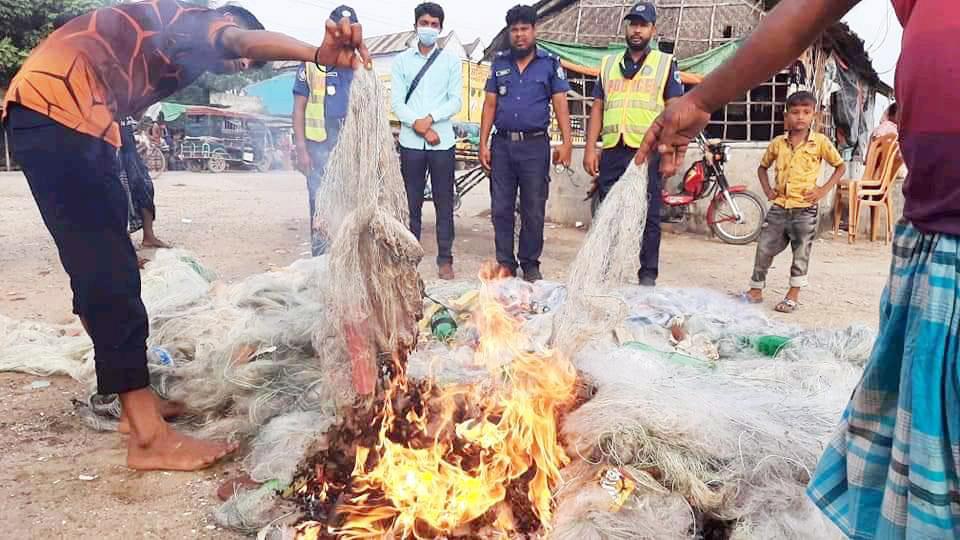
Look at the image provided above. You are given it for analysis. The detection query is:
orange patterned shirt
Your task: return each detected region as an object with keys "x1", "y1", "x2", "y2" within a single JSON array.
[{"x1": 2, "y1": 0, "x2": 237, "y2": 147}]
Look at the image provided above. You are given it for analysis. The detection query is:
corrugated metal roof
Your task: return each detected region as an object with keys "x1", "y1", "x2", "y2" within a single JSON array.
[
  {"x1": 366, "y1": 30, "x2": 457, "y2": 57},
  {"x1": 366, "y1": 30, "x2": 417, "y2": 56},
  {"x1": 273, "y1": 31, "x2": 460, "y2": 71}
]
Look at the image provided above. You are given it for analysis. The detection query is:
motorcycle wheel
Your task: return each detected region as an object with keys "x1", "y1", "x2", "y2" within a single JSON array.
[{"x1": 708, "y1": 191, "x2": 766, "y2": 245}]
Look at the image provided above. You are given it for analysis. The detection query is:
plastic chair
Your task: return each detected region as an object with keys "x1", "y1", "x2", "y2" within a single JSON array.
[
  {"x1": 851, "y1": 141, "x2": 902, "y2": 244},
  {"x1": 834, "y1": 134, "x2": 897, "y2": 241}
]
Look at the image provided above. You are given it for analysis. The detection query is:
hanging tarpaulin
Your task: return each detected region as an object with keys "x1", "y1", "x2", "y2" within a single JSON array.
[
  {"x1": 676, "y1": 40, "x2": 743, "y2": 77},
  {"x1": 537, "y1": 39, "x2": 743, "y2": 84},
  {"x1": 143, "y1": 102, "x2": 188, "y2": 122}
]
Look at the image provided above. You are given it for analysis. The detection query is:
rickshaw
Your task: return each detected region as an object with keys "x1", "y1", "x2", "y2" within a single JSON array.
[{"x1": 178, "y1": 107, "x2": 275, "y2": 173}]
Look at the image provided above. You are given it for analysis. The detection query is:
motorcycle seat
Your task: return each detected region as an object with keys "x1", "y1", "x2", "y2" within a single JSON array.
[{"x1": 663, "y1": 194, "x2": 696, "y2": 206}]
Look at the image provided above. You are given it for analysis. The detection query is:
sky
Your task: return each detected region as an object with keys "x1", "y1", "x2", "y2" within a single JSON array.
[{"x1": 236, "y1": 0, "x2": 902, "y2": 88}]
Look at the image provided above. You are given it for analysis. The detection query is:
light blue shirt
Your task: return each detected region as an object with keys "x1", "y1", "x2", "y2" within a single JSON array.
[{"x1": 391, "y1": 44, "x2": 463, "y2": 151}]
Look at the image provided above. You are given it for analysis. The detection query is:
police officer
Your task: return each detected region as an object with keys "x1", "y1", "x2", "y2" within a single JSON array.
[
  {"x1": 480, "y1": 4, "x2": 573, "y2": 283},
  {"x1": 293, "y1": 5, "x2": 358, "y2": 256},
  {"x1": 583, "y1": 1, "x2": 684, "y2": 287}
]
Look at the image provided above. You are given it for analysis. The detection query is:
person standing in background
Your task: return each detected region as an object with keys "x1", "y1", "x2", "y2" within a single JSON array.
[
  {"x1": 392, "y1": 2, "x2": 463, "y2": 281},
  {"x1": 583, "y1": 1, "x2": 683, "y2": 287},
  {"x1": 293, "y1": 5, "x2": 358, "y2": 256},
  {"x1": 479, "y1": 5, "x2": 573, "y2": 283}
]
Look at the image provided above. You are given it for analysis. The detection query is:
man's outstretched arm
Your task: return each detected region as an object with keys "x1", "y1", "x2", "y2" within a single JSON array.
[{"x1": 221, "y1": 19, "x2": 371, "y2": 69}]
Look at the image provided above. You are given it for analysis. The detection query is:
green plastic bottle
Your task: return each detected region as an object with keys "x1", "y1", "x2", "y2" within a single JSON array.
[
  {"x1": 740, "y1": 335, "x2": 791, "y2": 357},
  {"x1": 430, "y1": 307, "x2": 458, "y2": 342}
]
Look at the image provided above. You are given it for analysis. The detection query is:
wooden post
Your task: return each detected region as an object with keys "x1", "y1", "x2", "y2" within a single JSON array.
[
  {"x1": 674, "y1": 0, "x2": 686, "y2": 56},
  {"x1": 709, "y1": 5, "x2": 717, "y2": 50},
  {"x1": 574, "y1": 3, "x2": 584, "y2": 42},
  {"x1": 3, "y1": 127, "x2": 9, "y2": 172}
]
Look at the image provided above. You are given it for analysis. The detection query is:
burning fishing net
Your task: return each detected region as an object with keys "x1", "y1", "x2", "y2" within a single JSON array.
[{"x1": 0, "y1": 70, "x2": 875, "y2": 539}]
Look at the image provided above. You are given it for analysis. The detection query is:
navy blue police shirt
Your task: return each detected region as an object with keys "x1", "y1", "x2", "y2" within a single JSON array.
[
  {"x1": 485, "y1": 48, "x2": 571, "y2": 133},
  {"x1": 292, "y1": 63, "x2": 354, "y2": 127}
]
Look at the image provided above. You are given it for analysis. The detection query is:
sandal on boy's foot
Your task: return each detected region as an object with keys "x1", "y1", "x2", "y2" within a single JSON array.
[
  {"x1": 733, "y1": 291, "x2": 763, "y2": 305},
  {"x1": 774, "y1": 298, "x2": 799, "y2": 313}
]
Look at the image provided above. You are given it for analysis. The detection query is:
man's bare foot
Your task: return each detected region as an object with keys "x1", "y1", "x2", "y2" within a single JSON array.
[
  {"x1": 141, "y1": 237, "x2": 171, "y2": 249},
  {"x1": 119, "y1": 399, "x2": 186, "y2": 434},
  {"x1": 127, "y1": 424, "x2": 237, "y2": 471}
]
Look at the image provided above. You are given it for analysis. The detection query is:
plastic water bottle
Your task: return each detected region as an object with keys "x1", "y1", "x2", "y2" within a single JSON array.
[
  {"x1": 148, "y1": 346, "x2": 175, "y2": 367},
  {"x1": 430, "y1": 307, "x2": 458, "y2": 342}
]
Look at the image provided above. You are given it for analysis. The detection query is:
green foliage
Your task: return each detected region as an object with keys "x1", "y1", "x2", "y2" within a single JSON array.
[
  {"x1": 0, "y1": 0, "x2": 272, "y2": 105},
  {"x1": 0, "y1": 0, "x2": 113, "y2": 87}
]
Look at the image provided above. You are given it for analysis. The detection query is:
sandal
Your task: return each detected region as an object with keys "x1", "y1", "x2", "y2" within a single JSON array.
[{"x1": 775, "y1": 298, "x2": 799, "y2": 313}]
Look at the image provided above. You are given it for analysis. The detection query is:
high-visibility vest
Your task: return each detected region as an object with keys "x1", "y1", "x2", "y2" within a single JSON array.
[
  {"x1": 599, "y1": 50, "x2": 673, "y2": 149},
  {"x1": 305, "y1": 63, "x2": 328, "y2": 143}
]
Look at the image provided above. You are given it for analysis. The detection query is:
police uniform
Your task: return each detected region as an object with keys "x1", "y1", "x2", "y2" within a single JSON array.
[
  {"x1": 293, "y1": 5, "x2": 356, "y2": 256},
  {"x1": 593, "y1": 1, "x2": 684, "y2": 285},
  {"x1": 485, "y1": 47, "x2": 570, "y2": 276}
]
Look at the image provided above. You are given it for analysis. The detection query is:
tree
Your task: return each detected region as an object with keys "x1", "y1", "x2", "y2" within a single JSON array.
[
  {"x1": 0, "y1": 0, "x2": 273, "y2": 105},
  {"x1": 0, "y1": 0, "x2": 113, "y2": 87}
]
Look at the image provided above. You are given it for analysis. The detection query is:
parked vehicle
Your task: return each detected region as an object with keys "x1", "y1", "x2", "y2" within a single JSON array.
[
  {"x1": 591, "y1": 133, "x2": 766, "y2": 245},
  {"x1": 178, "y1": 107, "x2": 275, "y2": 174}
]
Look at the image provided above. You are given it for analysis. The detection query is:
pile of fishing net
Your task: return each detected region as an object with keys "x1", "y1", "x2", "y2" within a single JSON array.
[{"x1": 0, "y1": 70, "x2": 874, "y2": 539}]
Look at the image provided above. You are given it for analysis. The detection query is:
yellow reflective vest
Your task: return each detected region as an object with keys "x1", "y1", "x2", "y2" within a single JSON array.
[
  {"x1": 304, "y1": 63, "x2": 328, "y2": 143},
  {"x1": 599, "y1": 50, "x2": 673, "y2": 149}
]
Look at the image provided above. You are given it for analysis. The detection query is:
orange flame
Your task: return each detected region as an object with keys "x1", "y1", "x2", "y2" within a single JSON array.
[{"x1": 326, "y1": 262, "x2": 577, "y2": 538}]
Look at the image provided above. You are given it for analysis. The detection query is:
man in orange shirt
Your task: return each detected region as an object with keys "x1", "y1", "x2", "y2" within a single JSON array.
[{"x1": 2, "y1": 0, "x2": 369, "y2": 472}]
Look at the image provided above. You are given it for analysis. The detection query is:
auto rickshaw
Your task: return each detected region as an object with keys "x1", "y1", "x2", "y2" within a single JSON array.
[{"x1": 178, "y1": 107, "x2": 275, "y2": 173}]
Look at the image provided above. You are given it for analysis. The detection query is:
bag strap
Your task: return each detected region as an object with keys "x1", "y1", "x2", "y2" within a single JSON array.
[{"x1": 405, "y1": 47, "x2": 443, "y2": 104}]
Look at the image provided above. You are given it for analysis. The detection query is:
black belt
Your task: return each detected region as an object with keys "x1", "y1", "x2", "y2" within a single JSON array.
[{"x1": 495, "y1": 130, "x2": 548, "y2": 142}]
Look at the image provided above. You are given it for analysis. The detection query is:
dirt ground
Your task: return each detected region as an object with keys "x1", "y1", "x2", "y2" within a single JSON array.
[{"x1": 0, "y1": 170, "x2": 891, "y2": 539}]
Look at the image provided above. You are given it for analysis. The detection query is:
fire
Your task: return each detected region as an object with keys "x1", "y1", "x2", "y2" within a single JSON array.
[{"x1": 318, "y1": 262, "x2": 578, "y2": 538}]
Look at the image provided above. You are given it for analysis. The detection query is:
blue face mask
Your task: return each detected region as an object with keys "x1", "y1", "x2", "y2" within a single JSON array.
[{"x1": 417, "y1": 26, "x2": 440, "y2": 47}]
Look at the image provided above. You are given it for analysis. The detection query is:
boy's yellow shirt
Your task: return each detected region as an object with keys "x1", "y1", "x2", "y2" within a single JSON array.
[{"x1": 760, "y1": 131, "x2": 844, "y2": 208}]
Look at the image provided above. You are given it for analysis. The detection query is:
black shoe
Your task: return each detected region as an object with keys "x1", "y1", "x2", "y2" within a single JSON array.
[{"x1": 522, "y1": 267, "x2": 543, "y2": 283}]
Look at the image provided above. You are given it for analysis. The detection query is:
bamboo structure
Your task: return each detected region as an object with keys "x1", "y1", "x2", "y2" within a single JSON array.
[{"x1": 532, "y1": 0, "x2": 764, "y2": 58}]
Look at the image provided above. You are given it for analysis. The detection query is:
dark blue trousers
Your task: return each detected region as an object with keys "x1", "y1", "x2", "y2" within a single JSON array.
[
  {"x1": 400, "y1": 147, "x2": 456, "y2": 266},
  {"x1": 6, "y1": 105, "x2": 150, "y2": 396},
  {"x1": 596, "y1": 142, "x2": 662, "y2": 281},
  {"x1": 490, "y1": 136, "x2": 550, "y2": 272}
]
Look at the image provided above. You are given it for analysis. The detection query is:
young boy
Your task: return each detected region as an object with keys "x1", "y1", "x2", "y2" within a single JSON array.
[{"x1": 745, "y1": 91, "x2": 845, "y2": 313}]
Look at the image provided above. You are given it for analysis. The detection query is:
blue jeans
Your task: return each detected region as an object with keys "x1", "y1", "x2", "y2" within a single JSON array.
[{"x1": 306, "y1": 128, "x2": 340, "y2": 256}]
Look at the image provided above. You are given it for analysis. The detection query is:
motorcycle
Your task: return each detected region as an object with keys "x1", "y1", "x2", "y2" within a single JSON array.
[{"x1": 591, "y1": 133, "x2": 766, "y2": 245}]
